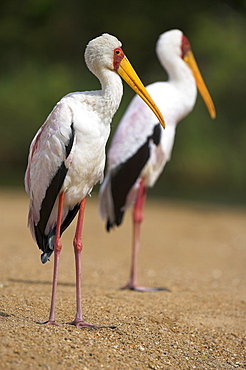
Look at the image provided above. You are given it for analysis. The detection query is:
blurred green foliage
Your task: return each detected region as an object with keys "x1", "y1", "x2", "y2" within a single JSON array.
[{"x1": 0, "y1": 0, "x2": 245, "y2": 204}]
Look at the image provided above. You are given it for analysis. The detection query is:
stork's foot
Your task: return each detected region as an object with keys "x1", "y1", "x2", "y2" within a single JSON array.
[
  {"x1": 121, "y1": 282, "x2": 170, "y2": 292},
  {"x1": 67, "y1": 319, "x2": 116, "y2": 329},
  {"x1": 40, "y1": 320, "x2": 60, "y2": 326}
]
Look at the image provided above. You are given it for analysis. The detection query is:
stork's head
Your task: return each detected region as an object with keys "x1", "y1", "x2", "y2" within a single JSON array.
[
  {"x1": 156, "y1": 29, "x2": 216, "y2": 119},
  {"x1": 85, "y1": 33, "x2": 122, "y2": 74},
  {"x1": 84, "y1": 33, "x2": 166, "y2": 129}
]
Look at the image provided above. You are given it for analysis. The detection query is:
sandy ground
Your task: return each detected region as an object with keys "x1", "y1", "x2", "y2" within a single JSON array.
[{"x1": 0, "y1": 189, "x2": 245, "y2": 369}]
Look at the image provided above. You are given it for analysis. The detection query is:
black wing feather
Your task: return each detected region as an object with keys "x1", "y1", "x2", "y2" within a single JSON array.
[
  {"x1": 107, "y1": 123, "x2": 161, "y2": 231},
  {"x1": 34, "y1": 123, "x2": 76, "y2": 263}
]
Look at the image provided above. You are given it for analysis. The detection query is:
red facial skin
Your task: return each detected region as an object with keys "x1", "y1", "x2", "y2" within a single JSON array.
[
  {"x1": 181, "y1": 35, "x2": 191, "y2": 59},
  {"x1": 113, "y1": 47, "x2": 125, "y2": 71}
]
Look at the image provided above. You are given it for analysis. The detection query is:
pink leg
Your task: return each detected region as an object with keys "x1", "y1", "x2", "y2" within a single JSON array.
[
  {"x1": 43, "y1": 192, "x2": 64, "y2": 325},
  {"x1": 122, "y1": 179, "x2": 167, "y2": 292},
  {"x1": 68, "y1": 198, "x2": 116, "y2": 329},
  {"x1": 121, "y1": 179, "x2": 148, "y2": 291}
]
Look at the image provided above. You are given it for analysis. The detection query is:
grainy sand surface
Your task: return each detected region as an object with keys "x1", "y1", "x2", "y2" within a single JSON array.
[{"x1": 0, "y1": 190, "x2": 245, "y2": 369}]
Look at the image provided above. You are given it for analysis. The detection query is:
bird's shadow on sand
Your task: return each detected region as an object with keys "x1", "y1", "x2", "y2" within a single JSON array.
[
  {"x1": 8, "y1": 278, "x2": 75, "y2": 287},
  {"x1": 8, "y1": 278, "x2": 171, "y2": 292}
]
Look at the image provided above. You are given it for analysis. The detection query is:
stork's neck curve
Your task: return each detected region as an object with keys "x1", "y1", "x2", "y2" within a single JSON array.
[
  {"x1": 161, "y1": 54, "x2": 195, "y2": 86},
  {"x1": 157, "y1": 54, "x2": 198, "y2": 121},
  {"x1": 97, "y1": 69, "x2": 124, "y2": 124}
]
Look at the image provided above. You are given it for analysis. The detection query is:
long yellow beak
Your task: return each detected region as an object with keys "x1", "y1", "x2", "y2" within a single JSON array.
[
  {"x1": 117, "y1": 55, "x2": 166, "y2": 129},
  {"x1": 184, "y1": 50, "x2": 216, "y2": 119}
]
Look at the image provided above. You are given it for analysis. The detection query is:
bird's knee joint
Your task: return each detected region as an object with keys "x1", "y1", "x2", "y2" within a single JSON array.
[
  {"x1": 73, "y1": 238, "x2": 83, "y2": 252},
  {"x1": 54, "y1": 239, "x2": 62, "y2": 252},
  {"x1": 133, "y1": 210, "x2": 144, "y2": 223}
]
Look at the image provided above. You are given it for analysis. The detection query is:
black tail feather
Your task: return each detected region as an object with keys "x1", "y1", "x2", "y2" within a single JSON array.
[
  {"x1": 39, "y1": 203, "x2": 80, "y2": 263},
  {"x1": 106, "y1": 209, "x2": 124, "y2": 232}
]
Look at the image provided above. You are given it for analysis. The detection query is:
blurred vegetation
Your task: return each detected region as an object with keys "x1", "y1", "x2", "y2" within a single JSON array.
[{"x1": 0, "y1": 0, "x2": 245, "y2": 205}]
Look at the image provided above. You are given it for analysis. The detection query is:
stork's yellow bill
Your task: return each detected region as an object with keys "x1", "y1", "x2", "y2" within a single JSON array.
[{"x1": 182, "y1": 36, "x2": 216, "y2": 119}]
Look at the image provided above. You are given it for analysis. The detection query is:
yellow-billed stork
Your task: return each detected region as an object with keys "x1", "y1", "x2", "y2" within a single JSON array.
[
  {"x1": 25, "y1": 33, "x2": 165, "y2": 327},
  {"x1": 99, "y1": 29, "x2": 216, "y2": 292}
]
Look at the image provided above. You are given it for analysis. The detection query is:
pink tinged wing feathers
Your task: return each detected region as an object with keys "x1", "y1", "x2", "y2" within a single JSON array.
[
  {"x1": 107, "y1": 94, "x2": 157, "y2": 171},
  {"x1": 25, "y1": 101, "x2": 75, "y2": 237}
]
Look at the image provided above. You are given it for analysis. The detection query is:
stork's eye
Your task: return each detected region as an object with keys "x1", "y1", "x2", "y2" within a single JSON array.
[
  {"x1": 113, "y1": 47, "x2": 125, "y2": 71},
  {"x1": 114, "y1": 47, "x2": 123, "y2": 56}
]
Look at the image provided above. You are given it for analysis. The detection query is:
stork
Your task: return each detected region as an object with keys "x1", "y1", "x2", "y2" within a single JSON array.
[
  {"x1": 25, "y1": 33, "x2": 165, "y2": 327},
  {"x1": 99, "y1": 29, "x2": 216, "y2": 292}
]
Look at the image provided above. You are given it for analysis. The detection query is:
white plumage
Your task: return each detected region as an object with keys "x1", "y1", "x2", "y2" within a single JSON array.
[
  {"x1": 25, "y1": 93, "x2": 111, "y2": 240},
  {"x1": 99, "y1": 29, "x2": 216, "y2": 291},
  {"x1": 25, "y1": 33, "x2": 164, "y2": 327}
]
